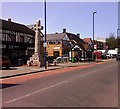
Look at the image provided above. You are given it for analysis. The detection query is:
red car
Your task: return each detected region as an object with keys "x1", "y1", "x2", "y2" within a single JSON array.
[{"x1": 0, "y1": 56, "x2": 10, "y2": 69}]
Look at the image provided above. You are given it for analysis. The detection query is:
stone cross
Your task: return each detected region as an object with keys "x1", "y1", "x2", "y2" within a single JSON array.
[
  {"x1": 27, "y1": 20, "x2": 43, "y2": 67},
  {"x1": 33, "y1": 20, "x2": 43, "y2": 55}
]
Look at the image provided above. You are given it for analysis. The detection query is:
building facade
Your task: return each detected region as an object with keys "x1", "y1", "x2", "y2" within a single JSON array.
[
  {"x1": 46, "y1": 31, "x2": 71, "y2": 58},
  {"x1": 83, "y1": 38, "x2": 93, "y2": 61},
  {"x1": 46, "y1": 29, "x2": 91, "y2": 61},
  {"x1": 0, "y1": 18, "x2": 35, "y2": 64}
]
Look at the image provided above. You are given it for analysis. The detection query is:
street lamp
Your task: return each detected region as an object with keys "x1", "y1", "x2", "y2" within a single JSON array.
[
  {"x1": 93, "y1": 12, "x2": 97, "y2": 61},
  {"x1": 93, "y1": 12, "x2": 97, "y2": 47},
  {"x1": 117, "y1": 29, "x2": 119, "y2": 53},
  {"x1": 44, "y1": 0, "x2": 47, "y2": 69}
]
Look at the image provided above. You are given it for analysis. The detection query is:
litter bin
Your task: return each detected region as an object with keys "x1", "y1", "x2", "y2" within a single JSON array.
[
  {"x1": 72, "y1": 57, "x2": 75, "y2": 63},
  {"x1": 18, "y1": 59, "x2": 22, "y2": 66}
]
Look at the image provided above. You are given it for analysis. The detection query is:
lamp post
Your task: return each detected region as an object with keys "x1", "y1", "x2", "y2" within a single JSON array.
[
  {"x1": 44, "y1": 0, "x2": 47, "y2": 69},
  {"x1": 93, "y1": 12, "x2": 97, "y2": 61},
  {"x1": 117, "y1": 29, "x2": 119, "y2": 53}
]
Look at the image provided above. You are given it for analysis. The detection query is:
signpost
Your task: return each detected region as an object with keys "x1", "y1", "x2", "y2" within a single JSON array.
[
  {"x1": 94, "y1": 44, "x2": 97, "y2": 61},
  {"x1": 94, "y1": 44, "x2": 97, "y2": 50}
]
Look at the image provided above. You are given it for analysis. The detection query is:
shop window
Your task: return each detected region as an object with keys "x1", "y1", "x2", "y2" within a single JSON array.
[{"x1": 54, "y1": 51, "x2": 59, "y2": 58}]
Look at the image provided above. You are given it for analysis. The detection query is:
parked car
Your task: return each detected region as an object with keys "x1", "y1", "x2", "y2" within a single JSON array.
[
  {"x1": 0, "y1": 56, "x2": 10, "y2": 69},
  {"x1": 56, "y1": 56, "x2": 69, "y2": 63},
  {"x1": 111, "y1": 54, "x2": 116, "y2": 58},
  {"x1": 46, "y1": 56, "x2": 54, "y2": 63},
  {"x1": 105, "y1": 53, "x2": 111, "y2": 58},
  {"x1": 116, "y1": 53, "x2": 120, "y2": 61}
]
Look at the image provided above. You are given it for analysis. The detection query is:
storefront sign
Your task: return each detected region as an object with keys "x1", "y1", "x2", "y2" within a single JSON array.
[{"x1": 53, "y1": 47, "x2": 60, "y2": 50}]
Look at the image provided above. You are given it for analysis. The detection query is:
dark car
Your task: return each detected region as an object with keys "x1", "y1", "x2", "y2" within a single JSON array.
[
  {"x1": 46, "y1": 56, "x2": 54, "y2": 63},
  {"x1": 116, "y1": 53, "x2": 120, "y2": 61},
  {"x1": 0, "y1": 56, "x2": 10, "y2": 69}
]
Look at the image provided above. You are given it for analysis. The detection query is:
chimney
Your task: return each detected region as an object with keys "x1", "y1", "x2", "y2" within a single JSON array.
[
  {"x1": 8, "y1": 18, "x2": 11, "y2": 22},
  {"x1": 77, "y1": 33, "x2": 80, "y2": 38},
  {"x1": 63, "y1": 28, "x2": 66, "y2": 33}
]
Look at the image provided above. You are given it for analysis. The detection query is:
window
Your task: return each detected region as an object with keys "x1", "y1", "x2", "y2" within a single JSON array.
[
  {"x1": 11, "y1": 35, "x2": 16, "y2": 42},
  {"x1": 20, "y1": 36, "x2": 24, "y2": 42},
  {"x1": 56, "y1": 41, "x2": 61, "y2": 44},
  {"x1": 2, "y1": 33, "x2": 6, "y2": 41},
  {"x1": 49, "y1": 41, "x2": 53, "y2": 44},
  {"x1": 53, "y1": 51, "x2": 59, "y2": 58}
]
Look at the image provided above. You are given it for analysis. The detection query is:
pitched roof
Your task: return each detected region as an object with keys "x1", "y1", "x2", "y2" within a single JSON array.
[
  {"x1": 67, "y1": 33, "x2": 89, "y2": 50},
  {"x1": 46, "y1": 32, "x2": 91, "y2": 51},
  {"x1": 27, "y1": 24, "x2": 34, "y2": 29},
  {"x1": 83, "y1": 38, "x2": 94, "y2": 50},
  {"x1": 83, "y1": 38, "x2": 92, "y2": 43},
  {"x1": 46, "y1": 33, "x2": 66, "y2": 41},
  {"x1": 0, "y1": 19, "x2": 35, "y2": 35}
]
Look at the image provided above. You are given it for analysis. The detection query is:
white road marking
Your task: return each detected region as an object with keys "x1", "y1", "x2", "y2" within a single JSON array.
[
  {"x1": 5, "y1": 62, "x2": 116, "y2": 104},
  {"x1": 5, "y1": 80, "x2": 68, "y2": 104}
]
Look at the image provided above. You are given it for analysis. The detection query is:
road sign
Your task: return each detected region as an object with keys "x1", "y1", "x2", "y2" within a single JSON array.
[
  {"x1": 94, "y1": 44, "x2": 97, "y2": 50},
  {"x1": 43, "y1": 42, "x2": 47, "y2": 47}
]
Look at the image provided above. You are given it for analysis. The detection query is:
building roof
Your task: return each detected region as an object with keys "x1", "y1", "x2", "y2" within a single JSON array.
[
  {"x1": 83, "y1": 38, "x2": 94, "y2": 50},
  {"x1": 27, "y1": 24, "x2": 34, "y2": 29},
  {"x1": 46, "y1": 33, "x2": 66, "y2": 41},
  {"x1": 67, "y1": 33, "x2": 86, "y2": 50},
  {"x1": 46, "y1": 32, "x2": 90, "y2": 51},
  {"x1": 83, "y1": 38, "x2": 92, "y2": 43},
  {"x1": 0, "y1": 19, "x2": 35, "y2": 35}
]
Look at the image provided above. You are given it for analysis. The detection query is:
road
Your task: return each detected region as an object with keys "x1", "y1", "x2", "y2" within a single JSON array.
[{"x1": 2, "y1": 59, "x2": 118, "y2": 107}]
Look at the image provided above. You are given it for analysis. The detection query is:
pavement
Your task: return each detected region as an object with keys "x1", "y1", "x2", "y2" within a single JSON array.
[{"x1": 0, "y1": 59, "x2": 113, "y2": 79}]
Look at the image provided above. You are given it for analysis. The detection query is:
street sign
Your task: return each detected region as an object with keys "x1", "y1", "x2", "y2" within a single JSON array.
[
  {"x1": 94, "y1": 44, "x2": 97, "y2": 50},
  {"x1": 43, "y1": 42, "x2": 47, "y2": 47}
]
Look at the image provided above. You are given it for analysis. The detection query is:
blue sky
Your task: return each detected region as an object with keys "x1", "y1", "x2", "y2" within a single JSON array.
[{"x1": 1, "y1": 2, "x2": 118, "y2": 39}]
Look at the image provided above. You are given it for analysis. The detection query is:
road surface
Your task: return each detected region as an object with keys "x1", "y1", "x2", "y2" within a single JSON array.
[{"x1": 2, "y1": 59, "x2": 118, "y2": 107}]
